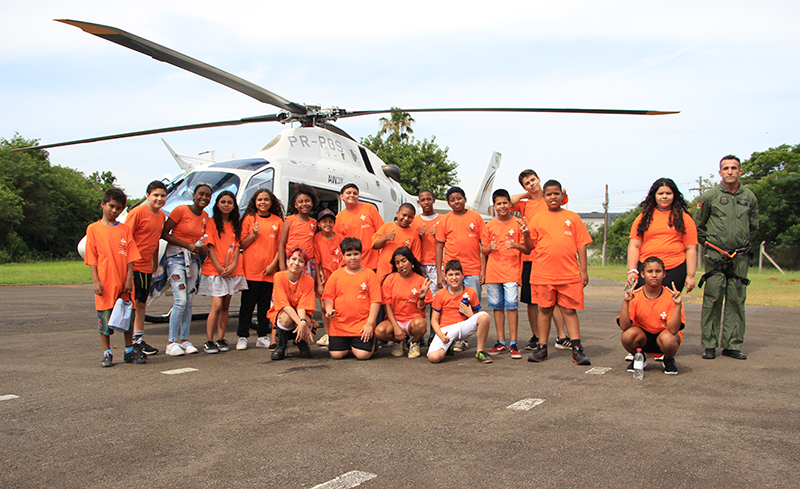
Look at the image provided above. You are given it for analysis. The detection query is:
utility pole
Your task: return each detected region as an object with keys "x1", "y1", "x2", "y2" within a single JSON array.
[{"x1": 602, "y1": 184, "x2": 609, "y2": 267}]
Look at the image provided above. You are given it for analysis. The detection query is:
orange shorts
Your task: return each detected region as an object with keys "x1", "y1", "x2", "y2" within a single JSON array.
[{"x1": 532, "y1": 282, "x2": 584, "y2": 310}]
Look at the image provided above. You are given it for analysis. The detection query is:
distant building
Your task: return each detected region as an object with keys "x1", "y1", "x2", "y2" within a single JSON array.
[{"x1": 579, "y1": 211, "x2": 622, "y2": 232}]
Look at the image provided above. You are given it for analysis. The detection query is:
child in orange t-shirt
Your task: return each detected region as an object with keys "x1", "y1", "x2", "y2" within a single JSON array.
[
  {"x1": 618, "y1": 256, "x2": 684, "y2": 375},
  {"x1": 124, "y1": 180, "x2": 167, "y2": 357},
  {"x1": 237, "y1": 188, "x2": 284, "y2": 351},
  {"x1": 278, "y1": 184, "x2": 318, "y2": 275},
  {"x1": 161, "y1": 183, "x2": 211, "y2": 357},
  {"x1": 428, "y1": 260, "x2": 492, "y2": 364},
  {"x1": 198, "y1": 191, "x2": 247, "y2": 354},
  {"x1": 372, "y1": 202, "x2": 422, "y2": 281},
  {"x1": 333, "y1": 183, "x2": 384, "y2": 270},
  {"x1": 313, "y1": 208, "x2": 343, "y2": 348},
  {"x1": 374, "y1": 247, "x2": 432, "y2": 359},
  {"x1": 268, "y1": 248, "x2": 317, "y2": 361},
  {"x1": 526, "y1": 180, "x2": 592, "y2": 366},
  {"x1": 413, "y1": 189, "x2": 442, "y2": 297},
  {"x1": 481, "y1": 189, "x2": 532, "y2": 359},
  {"x1": 322, "y1": 237, "x2": 381, "y2": 360},
  {"x1": 435, "y1": 186, "x2": 485, "y2": 352},
  {"x1": 85, "y1": 188, "x2": 141, "y2": 367}
]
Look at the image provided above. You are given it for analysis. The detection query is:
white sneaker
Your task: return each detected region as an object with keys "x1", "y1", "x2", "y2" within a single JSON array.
[
  {"x1": 453, "y1": 340, "x2": 468, "y2": 352},
  {"x1": 391, "y1": 341, "x2": 404, "y2": 357},
  {"x1": 166, "y1": 343, "x2": 185, "y2": 356},
  {"x1": 180, "y1": 341, "x2": 198, "y2": 354},
  {"x1": 408, "y1": 342, "x2": 421, "y2": 359},
  {"x1": 624, "y1": 353, "x2": 634, "y2": 362},
  {"x1": 256, "y1": 336, "x2": 271, "y2": 348},
  {"x1": 236, "y1": 337, "x2": 248, "y2": 350},
  {"x1": 316, "y1": 333, "x2": 329, "y2": 347}
]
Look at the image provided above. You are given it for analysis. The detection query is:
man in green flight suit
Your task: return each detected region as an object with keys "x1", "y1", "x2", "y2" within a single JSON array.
[{"x1": 694, "y1": 155, "x2": 759, "y2": 360}]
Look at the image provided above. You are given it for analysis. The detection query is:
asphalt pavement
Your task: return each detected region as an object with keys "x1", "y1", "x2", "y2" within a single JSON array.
[{"x1": 1, "y1": 279, "x2": 798, "y2": 488}]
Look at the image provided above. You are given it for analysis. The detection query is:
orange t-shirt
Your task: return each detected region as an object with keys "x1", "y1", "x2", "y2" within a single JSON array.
[
  {"x1": 322, "y1": 267, "x2": 381, "y2": 336},
  {"x1": 201, "y1": 218, "x2": 244, "y2": 277},
  {"x1": 284, "y1": 214, "x2": 317, "y2": 258},
  {"x1": 381, "y1": 272, "x2": 433, "y2": 322},
  {"x1": 482, "y1": 217, "x2": 525, "y2": 284},
  {"x1": 435, "y1": 210, "x2": 485, "y2": 275},
  {"x1": 528, "y1": 209, "x2": 592, "y2": 285},
  {"x1": 241, "y1": 213, "x2": 283, "y2": 282},
  {"x1": 617, "y1": 286, "x2": 686, "y2": 334},
  {"x1": 166, "y1": 205, "x2": 208, "y2": 245},
  {"x1": 629, "y1": 210, "x2": 698, "y2": 270},
  {"x1": 85, "y1": 221, "x2": 141, "y2": 311},
  {"x1": 268, "y1": 271, "x2": 316, "y2": 324},
  {"x1": 413, "y1": 213, "x2": 442, "y2": 265},
  {"x1": 314, "y1": 232, "x2": 344, "y2": 280},
  {"x1": 511, "y1": 198, "x2": 547, "y2": 263},
  {"x1": 333, "y1": 203, "x2": 384, "y2": 269},
  {"x1": 372, "y1": 222, "x2": 422, "y2": 281},
  {"x1": 124, "y1": 204, "x2": 165, "y2": 273},
  {"x1": 432, "y1": 285, "x2": 481, "y2": 328}
]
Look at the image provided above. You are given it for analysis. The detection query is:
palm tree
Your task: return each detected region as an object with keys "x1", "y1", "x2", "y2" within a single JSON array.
[{"x1": 378, "y1": 109, "x2": 415, "y2": 144}]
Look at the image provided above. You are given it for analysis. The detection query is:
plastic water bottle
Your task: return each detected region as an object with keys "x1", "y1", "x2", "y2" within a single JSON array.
[
  {"x1": 633, "y1": 348, "x2": 645, "y2": 380},
  {"x1": 224, "y1": 245, "x2": 234, "y2": 267},
  {"x1": 460, "y1": 292, "x2": 471, "y2": 316},
  {"x1": 195, "y1": 234, "x2": 208, "y2": 246}
]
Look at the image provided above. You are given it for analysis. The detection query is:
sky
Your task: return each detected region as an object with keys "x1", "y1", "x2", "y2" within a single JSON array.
[{"x1": 2, "y1": 0, "x2": 799, "y2": 213}]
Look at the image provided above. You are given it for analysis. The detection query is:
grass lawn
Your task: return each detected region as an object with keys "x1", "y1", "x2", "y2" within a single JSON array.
[
  {"x1": 0, "y1": 260, "x2": 91, "y2": 285},
  {"x1": 588, "y1": 263, "x2": 800, "y2": 307}
]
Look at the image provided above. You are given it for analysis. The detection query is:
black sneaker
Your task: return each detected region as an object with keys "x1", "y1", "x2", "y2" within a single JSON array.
[
  {"x1": 527, "y1": 345, "x2": 548, "y2": 362},
  {"x1": 475, "y1": 351, "x2": 493, "y2": 364},
  {"x1": 554, "y1": 336, "x2": 572, "y2": 350},
  {"x1": 141, "y1": 341, "x2": 159, "y2": 355},
  {"x1": 663, "y1": 358, "x2": 678, "y2": 375},
  {"x1": 132, "y1": 344, "x2": 147, "y2": 364},
  {"x1": 100, "y1": 352, "x2": 113, "y2": 368},
  {"x1": 627, "y1": 359, "x2": 647, "y2": 372},
  {"x1": 124, "y1": 350, "x2": 135, "y2": 363},
  {"x1": 215, "y1": 339, "x2": 230, "y2": 352},
  {"x1": 572, "y1": 345, "x2": 591, "y2": 366},
  {"x1": 204, "y1": 341, "x2": 219, "y2": 354},
  {"x1": 298, "y1": 341, "x2": 313, "y2": 359},
  {"x1": 525, "y1": 335, "x2": 540, "y2": 351},
  {"x1": 445, "y1": 344, "x2": 456, "y2": 358}
]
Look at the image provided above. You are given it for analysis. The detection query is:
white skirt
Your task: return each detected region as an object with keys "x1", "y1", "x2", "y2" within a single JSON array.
[{"x1": 198, "y1": 275, "x2": 248, "y2": 297}]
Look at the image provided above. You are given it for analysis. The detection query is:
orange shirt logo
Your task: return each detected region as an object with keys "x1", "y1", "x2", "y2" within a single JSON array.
[
  {"x1": 358, "y1": 281, "x2": 368, "y2": 299},
  {"x1": 117, "y1": 237, "x2": 129, "y2": 256},
  {"x1": 563, "y1": 219, "x2": 573, "y2": 236}
]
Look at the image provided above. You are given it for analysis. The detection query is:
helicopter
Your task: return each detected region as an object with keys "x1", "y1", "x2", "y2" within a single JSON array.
[{"x1": 14, "y1": 19, "x2": 677, "y2": 321}]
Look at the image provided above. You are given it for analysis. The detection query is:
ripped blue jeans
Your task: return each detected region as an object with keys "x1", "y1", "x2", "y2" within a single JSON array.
[{"x1": 166, "y1": 251, "x2": 200, "y2": 343}]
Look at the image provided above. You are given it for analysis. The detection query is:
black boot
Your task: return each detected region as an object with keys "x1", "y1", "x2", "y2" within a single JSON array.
[
  {"x1": 271, "y1": 328, "x2": 289, "y2": 360},
  {"x1": 298, "y1": 339, "x2": 312, "y2": 359}
]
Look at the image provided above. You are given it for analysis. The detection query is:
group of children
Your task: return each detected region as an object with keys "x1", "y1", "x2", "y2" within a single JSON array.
[{"x1": 87, "y1": 170, "x2": 684, "y2": 374}]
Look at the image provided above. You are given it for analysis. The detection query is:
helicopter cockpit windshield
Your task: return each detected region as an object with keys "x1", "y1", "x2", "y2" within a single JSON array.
[{"x1": 163, "y1": 171, "x2": 241, "y2": 217}]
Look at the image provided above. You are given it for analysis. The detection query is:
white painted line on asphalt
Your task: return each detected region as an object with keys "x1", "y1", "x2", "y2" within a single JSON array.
[
  {"x1": 507, "y1": 398, "x2": 545, "y2": 411},
  {"x1": 161, "y1": 368, "x2": 198, "y2": 375},
  {"x1": 0, "y1": 395, "x2": 20, "y2": 401},
  {"x1": 312, "y1": 470, "x2": 377, "y2": 489},
  {"x1": 585, "y1": 367, "x2": 612, "y2": 375}
]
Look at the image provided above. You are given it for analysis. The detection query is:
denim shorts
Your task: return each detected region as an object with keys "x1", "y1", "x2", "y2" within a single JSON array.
[{"x1": 486, "y1": 282, "x2": 519, "y2": 310}]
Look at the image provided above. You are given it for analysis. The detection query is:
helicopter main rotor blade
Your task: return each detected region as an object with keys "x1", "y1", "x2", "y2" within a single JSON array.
[
  {"x1": 10, "y1": 114, "x2": 282, "y2": 153},
  {"x1": 341, "y1": 107, "x2": 679, "y2": 117},
  {"x1": 56, "y1": 19, "x2": 307, "y2": 115}
]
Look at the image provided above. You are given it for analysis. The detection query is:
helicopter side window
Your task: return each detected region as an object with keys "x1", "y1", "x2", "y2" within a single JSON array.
[
  {"x1": 240, "y1": 168, "x2": 275, "y2": 216},
  {"x1": 162, "y1": 171, "x2": 241, "y2": 218}
]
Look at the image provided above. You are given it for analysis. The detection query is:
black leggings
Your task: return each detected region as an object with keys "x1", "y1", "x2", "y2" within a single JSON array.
[
  {"x1": 237, "y1": 280, "x2": 273, "y2": 337},
  {"x1": 636, "y1": 260, "x2": 687, "y2": 292}
]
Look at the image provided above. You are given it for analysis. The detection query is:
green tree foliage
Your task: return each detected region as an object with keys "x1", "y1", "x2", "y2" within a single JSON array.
[
  {"x1": 742, "y1": 144, "x2": 800, "y2": 259},
  {"x1": 592, "y1": 208, "x2": 640, "y2": 264},
  {"x1": 0, "y1": 134, "x2": 117, "y2": 262},
  {"x1": 361, "y1": 111, "x2": 458, "y2": 198},
  {"x1": 378, "y1": 109, "x2": 415, "y2": 144}
]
